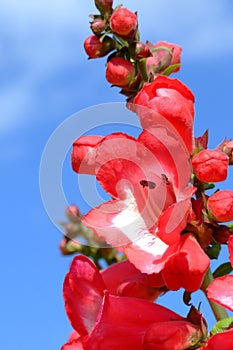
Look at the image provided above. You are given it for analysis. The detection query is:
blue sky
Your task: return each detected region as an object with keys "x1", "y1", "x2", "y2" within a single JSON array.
[{"x1": 1, "y1": 1, "x2": 233, "y2": 349}]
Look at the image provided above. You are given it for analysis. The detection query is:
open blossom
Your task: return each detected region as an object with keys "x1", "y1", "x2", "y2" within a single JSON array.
[
  {"x1": 192, "y1": 149, "x2": 228, "y2": 183},
  {"x1": 134, "y1": 76, "x2": 195, "y2": 153},
  {"x1": 70, "y1": 125, "x2": 209, "y2": 285},
  {"x1": 207, "y1": 190, "x2": 233, "y2": 222},
  {"x1": 62, "y1": 255, "x2": 205, "y2": 350}
]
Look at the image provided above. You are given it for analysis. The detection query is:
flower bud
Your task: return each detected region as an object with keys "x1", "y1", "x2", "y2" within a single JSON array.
[
  {"x1": 90, "y1": 18, "x2": 106, "y2": 35},
  {"x1": 221, "y1": 140, "x2": 233, "y2": 165},
  {"x1": 59, "y1": 238, "x2": 82, "y2": 255},
  {"x1": 72, "y1": 135, "x2": 104, "y2": 174},
  {"x1": 94, "y1": 0, "x2": 113, "y2": 15},
  {"x1": 212, "y1": 225, "x2": 231, "y2": 244},
  {"x1": 192, "y1": 149, "x2": 228, "y2": 182},
  {"x1": 65, "y1": 205, "x2": 81, "y2": 222},
  {"x1": 110, "y1": 8, "x2": 137, "y2": 38},
  {"x1": 106, "y1": 57, "x2": 136, "y2": 87},
  {"x1": 84, "y1": 34, "x2": 115, "y2": 58},
  {"x1": 129, "y1": 41, "x2": 151, "y2": 59},
  {"x1": 207, "y1": 190, "x2": 233, "y2": 222}
]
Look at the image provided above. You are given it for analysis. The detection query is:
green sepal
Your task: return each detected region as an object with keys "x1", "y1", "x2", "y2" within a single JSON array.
[
  {"x1": 213, "y1": 262, "x2": 233, "y2": 278},
  {"x1": 162, "y1": 64, "x2": 181, "y2": 76},
  {"x1": 211, "y1": 317, "x2": 233, "y2": 335},
  {"x1": 183, "y1": 290, "x2": 192, "y2": 306},
  {"x1": 205, "y1": 242, "x2": 221, "y2": 259}
]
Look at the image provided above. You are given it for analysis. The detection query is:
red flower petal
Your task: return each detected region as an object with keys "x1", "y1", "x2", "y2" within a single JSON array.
[
  {"x1": 201, "y1": 329, "x2": 233, "y2": 350},
  {"x1": 63, "y1": 256, "x2": 106, "y2": 336},
  {"x1": 162, "y1": 234, "x2": 210, "y2": 292},
  {"x1": 84, "y1": 291, "x2": 182, "y2": 350},
  {"x1": 207, "y1": 275, "x2": 233, "y2": 312}
]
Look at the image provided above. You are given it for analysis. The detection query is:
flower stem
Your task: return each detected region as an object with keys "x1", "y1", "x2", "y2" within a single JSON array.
[{"x1": 201, "y1": 268, "x2": 228, "y2": 321}]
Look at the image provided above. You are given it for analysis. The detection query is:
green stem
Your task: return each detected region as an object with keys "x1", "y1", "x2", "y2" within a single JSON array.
[
  {"x1": 201, "y1": 268, "x2": 229, "y2": 321},
  {"x1": 138, "y1": 58, "x2": 148, "y2": 82}
]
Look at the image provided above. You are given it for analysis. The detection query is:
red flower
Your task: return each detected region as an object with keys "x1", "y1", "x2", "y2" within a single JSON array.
[
  {"x1": 110, "y1": 8, "x2": 137, "y2": 38},
  {"x1": 73, "y1": 127, "x2": 194, "y2": 275},
  {"x1": 62, "y1": 255, "x2": 184, "y2": 350},
  {"x1": 161, "y1": 234, "x2": 209, "y2": 292},
  {"x1": 101, "y1": 259, "x2": 166, "y2": 301},
  {"x1": 207, "y1": 235, "x2": 233, "y2": 311},
  {"x1": 207, "y1": 190, "x2": 233, "y2": 222},
  {"x1": 134, "y1": 76, "x2": 195, "y2": 153},
  {"x1": 200, "y1": 329, "x2": 233, "y2": 350},
  {"x1": 192, "y1": 149, "x2": 228, "y2": 183},
  {"x1": 143, "y1": 320, "x2": 203, "y2": 350},
  {"x1": 105, "y1": 57, "x2": 136, "y2": 87}
]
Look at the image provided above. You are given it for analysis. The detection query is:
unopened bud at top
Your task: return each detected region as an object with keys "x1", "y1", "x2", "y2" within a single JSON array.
[
  {"x1": 84, "y1": 34, "x2": 115, "y2": 58},
  {"x1": 208, "y1": 190, "x2": 233, "y2": 222},
  {"x1": 94, "y1": 0, "x2": 113, "y2": 15},
  {"x1": 110, "y1": 8, "x2": 138, "y2": 39},
  {"x1": 192, "y1": 149, "x2": 228, "y2": 182},
  {"x1": 106, "y1": 57, "x2": 136, "y2": 87}
]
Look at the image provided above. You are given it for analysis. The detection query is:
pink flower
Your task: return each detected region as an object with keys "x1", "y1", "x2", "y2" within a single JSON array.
[
  {"x1": 192, "y1": 149, "x2": 228, "y2": 183},
  {"x1": 207, "y1": 235, "x2": 233, "y2": 311},
  {"x1": 62, "y1": 255, "x2": 185, "y2": 350},
  {"x1": 146, "y1": 41, "x2": 182, "y2": 75},
  {"x1": 207, "y1": 190, "x2": 233, "y2": 222},
  {"x1": 110, "y1": 8, "x2": 137, "y2": 38},
  {"x1": 134, "y1": 76, "x2": 195, "y2": 153},
  {"x1": 105, "y1": 57, "x2": 136, "y2": 87}
]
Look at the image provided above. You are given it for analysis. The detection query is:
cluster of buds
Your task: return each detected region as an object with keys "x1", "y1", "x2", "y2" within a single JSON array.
[
  {"x1": 59, "y1": 205, "x2": 123, "y2": 266},
  {"x1": 83, "y1": 0, "x2": 182, "y2": 99}
]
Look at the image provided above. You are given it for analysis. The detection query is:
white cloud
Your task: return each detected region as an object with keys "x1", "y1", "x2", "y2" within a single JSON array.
[{"x1": 0, "y1": 0, "x2": 233, "y2": 136}]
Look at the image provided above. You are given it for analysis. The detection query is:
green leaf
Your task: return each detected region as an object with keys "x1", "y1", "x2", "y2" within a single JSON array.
[
  {"x1": 213, "y1": 262, "x2": 233, "y2": 278},
  {"x1": 203, "y1": 182, "x2": 215, "y2": 191},
  {"x1": 162, "y1": 64, "x2": 181, "y2": 76},
  {"x1": 211, "y1": 317, "x2": 233, "y2": 335},
  {"x1": 205, "y1": 242, "x2": 221, "y2": 259}
]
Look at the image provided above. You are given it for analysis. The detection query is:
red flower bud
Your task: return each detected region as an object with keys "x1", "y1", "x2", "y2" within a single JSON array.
[
  {"x1": 106, "y1": 57, "x2": 136, "y2": 87},
  {"x1": 72, "y1": 135, "x2": 104, "y2": 174},
  {"x1": 84, "y1": 35, "x2": 114, "y2": 58},
  {"x1": 207, "y1": 190, "x2": 233, "y2": 222},
  {"x1": 110, "y1": 8, "x2": 137, "y2": 38},
  {"x1": 90, "y1": 18, "x2": 106, "y2": 35},
  {"x1": 192, "y1": 149, "x2": 228, "y2": 182},
  {"x1": 212, "y1": 225, "x2": 231, "y2": 244},
  {"x1": 129, "y1": 41, "x2": 151, "y2": 59},
  {"x1": 94, "y1": 0, "x2": 113, "y2": 14}
]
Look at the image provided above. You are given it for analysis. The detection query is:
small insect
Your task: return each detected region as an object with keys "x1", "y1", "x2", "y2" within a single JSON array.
[
  {"x1": 161, "y1": 174, "x2": 170, "y2": 185},
  {"x1": 140, "y1": 180, "x2": 156, "y2": 189}
]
